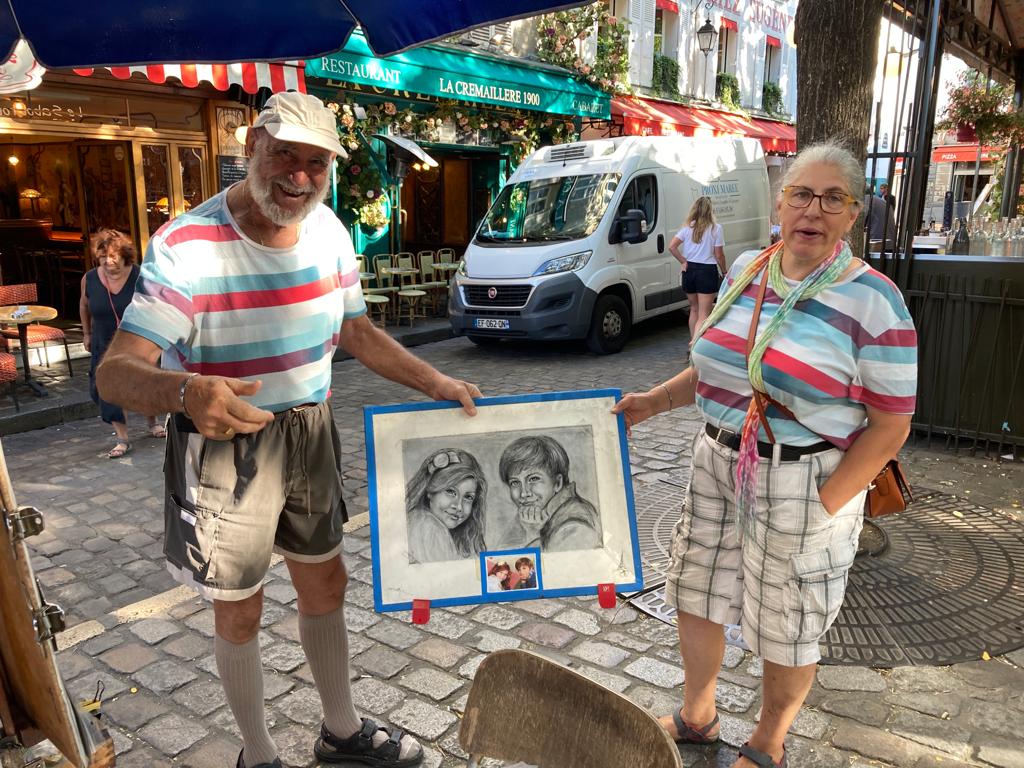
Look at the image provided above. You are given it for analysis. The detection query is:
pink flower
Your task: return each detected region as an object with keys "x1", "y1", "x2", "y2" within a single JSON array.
[
  {"x1": 574, "y1": 58, "x2": 583, "y2": 69},
  {"x1": 607, "y1": 15, "x2": 617, "y2": 25},
  {"x1": 341, "y1": 113, "x2": 355, "y2": 128},
  {"x1": 581, "y1": 64, "x2": 591, "y2": 74},
  {"x1": 350, "y1": 164, "x2": 362, "y2": 175},
  {"x1": 384, "y1": 102, "x2": 397, "y2": 115}
]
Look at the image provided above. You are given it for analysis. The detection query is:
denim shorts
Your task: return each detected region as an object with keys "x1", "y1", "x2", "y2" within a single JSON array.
[
  {"x1": 682, "y1": 262, "x2": 721, "y2": 295},
  {"x1": 162, "y1": 402, "x2": 347, "y2": 601},
  {"x1": 664, "y1": 430, "x2": 865, "y2": 667}
]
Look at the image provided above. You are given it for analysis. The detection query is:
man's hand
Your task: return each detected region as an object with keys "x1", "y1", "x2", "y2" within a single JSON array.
[
  {"x1": 427, "y1": 374, "x2": 482, "y2": 415},
  {"x1": 183, "y1": 375, "x2": 275, "y2": 440}
]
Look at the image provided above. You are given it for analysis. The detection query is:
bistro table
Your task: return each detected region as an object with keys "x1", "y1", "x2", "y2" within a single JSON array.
[{"x1": 0, "y1": 304, "x2": 58, "y2": 397}]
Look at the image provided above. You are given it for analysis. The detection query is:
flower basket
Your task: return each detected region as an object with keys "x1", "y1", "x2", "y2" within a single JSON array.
[{"x1": 956, "y1": 123, "x2": 978, "y2": 143}]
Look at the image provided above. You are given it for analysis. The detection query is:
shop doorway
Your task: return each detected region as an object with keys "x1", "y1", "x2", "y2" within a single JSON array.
[
  {"x1": 402, "y1": 154, "x2": 499, "y2": 253},
  {"x1": 76, "y1": 141, "x2": 134, "y2": 238},
  {"x1": 136, "y1": 141, "x2": 209, "y2": 240}
]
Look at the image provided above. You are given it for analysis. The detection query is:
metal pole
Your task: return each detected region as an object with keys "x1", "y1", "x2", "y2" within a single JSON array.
[
  {"x1": 898, "y1": 0, "x2": 944, "y2": 289},
  {"x1": 1006, "y1": 53, "x2": 1024, "y2": 217}
]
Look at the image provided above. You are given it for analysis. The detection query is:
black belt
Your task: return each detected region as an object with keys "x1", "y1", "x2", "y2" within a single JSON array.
[{"x1": 704, "y1": 423, "x2": 833, "y2": 461}]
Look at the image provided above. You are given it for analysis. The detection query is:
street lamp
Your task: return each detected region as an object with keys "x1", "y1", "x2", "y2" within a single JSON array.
[{"x1": 696, "y1": 18, "x2": 717, "y2": 101}]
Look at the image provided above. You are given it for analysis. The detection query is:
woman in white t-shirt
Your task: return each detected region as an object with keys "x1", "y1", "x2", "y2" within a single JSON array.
[{"x1": 668, "y1": 197, "x2": 726, "y2": 343}]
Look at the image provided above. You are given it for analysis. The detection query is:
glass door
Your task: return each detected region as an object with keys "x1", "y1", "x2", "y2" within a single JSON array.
[{"x1": 135, "y1": 141, "x2": 209, "y2": 248}]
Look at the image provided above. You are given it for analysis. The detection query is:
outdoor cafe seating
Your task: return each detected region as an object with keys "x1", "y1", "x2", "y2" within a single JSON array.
[{"x1": 0, "y1": 284, "x2": 72, "y2": 377}]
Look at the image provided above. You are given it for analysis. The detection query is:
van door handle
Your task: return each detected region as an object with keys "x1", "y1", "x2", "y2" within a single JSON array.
[{"x1": 657, "y1": 234, "x2": 665, "y2": 253}]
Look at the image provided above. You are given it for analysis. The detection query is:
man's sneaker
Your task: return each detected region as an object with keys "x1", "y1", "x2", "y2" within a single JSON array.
[
  {"x1": 314, "y1": 719, "x2": 424, "y2": 766},
  {"x1": 236, "y1": 749, "x2": 282, "y2": 768}
]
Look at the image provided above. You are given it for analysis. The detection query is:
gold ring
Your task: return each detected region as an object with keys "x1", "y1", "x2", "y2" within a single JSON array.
[{"x1": 222, "y1": 427, "x2": 235, "y2": 438}]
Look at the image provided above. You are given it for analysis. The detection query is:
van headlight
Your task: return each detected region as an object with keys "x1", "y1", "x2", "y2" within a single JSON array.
[{"x1": 533, "y1": 251, "x2": 592, "y2": 276}]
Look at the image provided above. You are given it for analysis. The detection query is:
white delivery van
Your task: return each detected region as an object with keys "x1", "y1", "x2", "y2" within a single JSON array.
[{"x1": 448, "y1": 135, "x2": 771, "y2": 353}]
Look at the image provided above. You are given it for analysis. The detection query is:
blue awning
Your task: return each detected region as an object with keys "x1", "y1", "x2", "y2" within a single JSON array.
[{"x1": 1, "y1": 0, "x2": 590, "y2": 69}]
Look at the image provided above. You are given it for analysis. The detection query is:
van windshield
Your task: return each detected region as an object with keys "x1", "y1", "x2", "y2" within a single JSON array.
[{"x1": 475, "y1": 173, "x2": 619, "y2": 244}]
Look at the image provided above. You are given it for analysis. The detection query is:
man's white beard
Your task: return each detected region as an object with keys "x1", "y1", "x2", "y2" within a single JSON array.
[{"x1": 248, "y1": 152, "x2": 328, "y2": 227}]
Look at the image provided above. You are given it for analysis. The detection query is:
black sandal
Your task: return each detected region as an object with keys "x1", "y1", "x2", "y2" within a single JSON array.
[
  {"x1": 670, "y1": 710, "x2": 720, "y2": 744},
  {"x1": 314, "y1": 719, "x2": 423, "y2": 767},
  {"x1": 739, "y1": 742, "x2": 788, "y2": 767},
  {"x1": 235, "y1": 749, "x2": 281, "y2": 768}
]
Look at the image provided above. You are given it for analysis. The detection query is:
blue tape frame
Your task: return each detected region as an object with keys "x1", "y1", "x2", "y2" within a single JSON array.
[{"x1": 364, "y1": 388, "x2": 643, "y2": 612}]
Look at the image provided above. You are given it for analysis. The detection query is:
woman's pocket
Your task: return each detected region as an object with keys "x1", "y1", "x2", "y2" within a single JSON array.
[{"x1": 781, "y1": 540, "x2": 857, "y2": 643}]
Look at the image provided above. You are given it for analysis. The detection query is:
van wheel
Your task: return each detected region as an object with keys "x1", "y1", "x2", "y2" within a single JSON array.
[
  {"x1": 468, "y1": 335, "x2": 502, "y2": 347},
  {"x1": 587, "y1": 294, "x2": 631, "y2": 354}
]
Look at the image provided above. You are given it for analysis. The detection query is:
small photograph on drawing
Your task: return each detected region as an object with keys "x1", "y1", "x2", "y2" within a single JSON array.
[{"x1": 483, "y1": 552, "x2": 541, "y2": 593}]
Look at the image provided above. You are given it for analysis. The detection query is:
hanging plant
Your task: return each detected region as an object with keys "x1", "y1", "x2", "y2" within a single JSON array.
[
  {"x1": 535, "y1": 2, "x2": 630, "y2": 93},
  {"x1": 938, "y1": 70, "x2": 1014, "y2": 144},
  {"x1": 328, "y1": 98, "x2": 580, "y2": 218}
]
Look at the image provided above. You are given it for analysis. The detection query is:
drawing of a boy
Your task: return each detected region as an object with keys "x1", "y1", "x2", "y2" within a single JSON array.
[{"x1": 497, "y1": 435, "x2": 601, "y2": 551}]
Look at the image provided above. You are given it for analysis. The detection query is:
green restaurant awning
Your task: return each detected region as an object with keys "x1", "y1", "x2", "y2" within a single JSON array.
[{"x1": 306, "y1": 31, "x2": 610, "y2": 120}]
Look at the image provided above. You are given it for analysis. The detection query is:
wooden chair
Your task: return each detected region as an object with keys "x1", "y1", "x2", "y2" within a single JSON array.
[
  {"x1": 0, "y1": 283, "x2": 72, "y2": 377},
  {"x1": 0, "y1": 336, "x2": 19, "y2": 411},
  {"x1": 460, "y1": 649, "x2": 683, "y2": 768}
]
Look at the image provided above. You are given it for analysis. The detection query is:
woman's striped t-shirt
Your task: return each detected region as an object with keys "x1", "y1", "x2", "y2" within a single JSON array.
[
  {"x1": 120, "y1": 191, "x2": 366, "y2": 413},
  {"x1": 691, "y1": 249, "x2": 918, "y2": 449}
]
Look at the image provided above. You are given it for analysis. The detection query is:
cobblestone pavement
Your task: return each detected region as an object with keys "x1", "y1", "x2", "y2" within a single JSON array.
[{"x1": 4, "y1": 314, "x2": 1023, "y2": 768}]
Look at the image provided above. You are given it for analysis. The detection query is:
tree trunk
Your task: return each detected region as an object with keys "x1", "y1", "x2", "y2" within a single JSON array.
[
  {"x1": 795, "y1": 0, "x2": 883, "y2": 161},
  {"x1": 795, "y1": 0, "x2": 884, "y2": 258}
]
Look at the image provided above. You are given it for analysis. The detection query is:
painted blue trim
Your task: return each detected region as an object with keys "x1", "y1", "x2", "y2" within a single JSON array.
[
  {"x1": 366, "y1": 388, "x2": 644, "y2": 612},
  {"x1": 364, "y1": 405, "x2": 386, "y2": 614}
]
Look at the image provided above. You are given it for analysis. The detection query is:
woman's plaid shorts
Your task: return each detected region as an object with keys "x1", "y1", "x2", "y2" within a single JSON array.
[{"x1": 665, "y1": 430, "x2": 866, "y2": 667}]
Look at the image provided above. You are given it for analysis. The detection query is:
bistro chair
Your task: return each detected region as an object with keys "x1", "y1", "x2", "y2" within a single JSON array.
[
  {"x1": 417, "y1": 253, "x2": 447, "y2": 315},
  {"x1": 436, "y1": 247, "x2": 457, "y2": 264},
  {"x1": 0, "y1": 283, "x2": 73, "y2": 377},
  {"x1": 460, "y1": 649, "x2": 683, "y2": 768},
  {"x1": 0, "y1": 336, "x2": 20, "y2": 411}
]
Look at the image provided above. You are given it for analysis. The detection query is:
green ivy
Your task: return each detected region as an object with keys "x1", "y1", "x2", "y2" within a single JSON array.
[
  {"x1": 716, "y1": 72, "x2": 740, "y2": 109},
  {"x1": 762, "y1": 81, "x2": 784, "y2": 116},
  {"x1": 652, "y1": 55, "x2": 681, "y2": 100},
  {"x1": 535, "y1": 2, "x2": 630, "y2": 92}
]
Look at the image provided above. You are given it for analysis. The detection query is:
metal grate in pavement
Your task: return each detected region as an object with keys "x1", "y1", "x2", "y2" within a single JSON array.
[
  {"x1": 626, "y1": 487, "x2": 1024, "y2": 667},
  {"x1": 623, "y1": 480, "x2": 686, "y2": 597}
]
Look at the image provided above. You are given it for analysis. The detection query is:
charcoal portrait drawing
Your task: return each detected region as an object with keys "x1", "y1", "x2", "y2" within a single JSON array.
[
  {"x1": 401, "y1": 426, "x2": 601, "y2": 563},
  {"x1": 404, "y1": 448, "x2": 488, "y2": 563}
]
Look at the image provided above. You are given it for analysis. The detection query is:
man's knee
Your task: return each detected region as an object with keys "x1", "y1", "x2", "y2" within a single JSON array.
[
  {"x1": 214, "y1": 590, "x2": 264, "y2": 643},
  {"x1": 289, "y1": 555, "x2": 348, "y2": 615}
]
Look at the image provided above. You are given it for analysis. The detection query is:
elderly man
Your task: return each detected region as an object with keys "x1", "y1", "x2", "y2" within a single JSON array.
[{"x1": 97, "y1": 92, "x2": 478, "y2": 768}]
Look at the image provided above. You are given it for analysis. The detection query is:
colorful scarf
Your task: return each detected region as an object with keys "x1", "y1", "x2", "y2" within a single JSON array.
[{"x1": 693, "y1": 239, "x2": 853, "y2": 534}]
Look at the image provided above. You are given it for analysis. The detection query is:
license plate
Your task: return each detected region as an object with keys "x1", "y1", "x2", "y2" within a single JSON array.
[{"x1": 473, "y1": 318, "x2": 510, "y2": 330}]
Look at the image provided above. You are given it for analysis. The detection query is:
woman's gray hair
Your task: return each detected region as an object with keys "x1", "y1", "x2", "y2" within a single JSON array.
[{"x1": 779, "y1": 142, "x2": 865, "y2": 203}]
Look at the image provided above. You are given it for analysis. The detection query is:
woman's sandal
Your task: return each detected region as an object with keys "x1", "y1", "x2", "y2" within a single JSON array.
[
  {"x1": 107, "y1": 442, "x2": 131, "y2": 459},
  {"x1": 148, "y1": 423, "x2": 167, "y2": 438},
  {"x1": 738, "y1": 742, "x2": 788, "y2": 767},
  {"x1": 670, "y1": 710, "x2": 720, "y2": 744}
]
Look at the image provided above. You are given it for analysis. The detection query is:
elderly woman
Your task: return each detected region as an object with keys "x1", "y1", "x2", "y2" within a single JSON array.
[
  {"x1": 80, "y1": 229, "x2": 165, "y2": 458},
  {"x1": 614, "y1": 143, "x2": 917, "y2": 768}
]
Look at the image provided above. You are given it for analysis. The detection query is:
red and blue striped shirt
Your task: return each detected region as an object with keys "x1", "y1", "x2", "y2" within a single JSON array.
[
  {"x1": 692, "y1": 250, "x2": 918, "y2": 449},
  {"x1": 121, "y1": 192, "x2": 366, "y2": 412}
]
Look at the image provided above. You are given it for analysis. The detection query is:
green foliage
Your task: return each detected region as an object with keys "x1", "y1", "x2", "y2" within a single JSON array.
[
  {"x1": 716, "y1": 72, "x2": 740, "y2": 109},
  {"x1": 937, "y1": 69, "x2": 1020, "y2": 144},
  {"x1": 762, "y1": 81, "x2": 784, "y2": 116},
  {"x1": 329, "y1": 101, "x2": 579, "y2": 219},
  {"x1": 652, "y1": 54, "x2": 681, "y2": 100},
  {"x1": 535, "y1": 2, "x2": 630, "y2": 92}
]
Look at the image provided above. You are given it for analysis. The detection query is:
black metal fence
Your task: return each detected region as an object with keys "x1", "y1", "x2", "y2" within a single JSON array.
[{"x1": 896, "y1": 256, "x2": 1024, "y2": 455}]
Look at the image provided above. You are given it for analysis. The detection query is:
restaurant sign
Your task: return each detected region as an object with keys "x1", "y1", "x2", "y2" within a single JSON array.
[{"x1": 307, "y1": 33, "x2": 609, "y2": 119}]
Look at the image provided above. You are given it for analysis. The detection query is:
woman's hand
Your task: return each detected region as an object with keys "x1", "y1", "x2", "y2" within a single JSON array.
[
  {"x1": 612, "y1": 391, "x2": 660, "y2": 436},
  {"x1": 680, "y1": 258, "x2": 688, "y2": 273},
  {"x1": 82, "y1": 333, "x2": 90, "y2": 352}
]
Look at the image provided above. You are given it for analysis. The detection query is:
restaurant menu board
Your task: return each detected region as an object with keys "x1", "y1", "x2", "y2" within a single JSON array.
[{"x1": 217, "y1": 155, "x2": 249, "y2": 191}]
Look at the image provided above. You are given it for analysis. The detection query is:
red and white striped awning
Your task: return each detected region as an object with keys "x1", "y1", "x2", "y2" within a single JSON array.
[{"x1": 72, "y1": 62, "x2": 305, "y2": 94}]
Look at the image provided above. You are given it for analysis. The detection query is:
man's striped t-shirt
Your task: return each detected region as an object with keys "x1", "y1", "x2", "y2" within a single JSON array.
[
  {"x1": 121, "y1": 191, "x2": 366, "y2": 412},
  {"x1": 691, "y1": 250, "x2": 918, "y2": 449}
]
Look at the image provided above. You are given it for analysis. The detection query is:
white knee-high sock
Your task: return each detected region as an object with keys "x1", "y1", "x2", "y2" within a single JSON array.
[
  {"x1": 297, "y1": 605, "x2": 362, "y2": 738},
  {"x1": 215, "y1": 633, "x2": 278, "y2": 767}
]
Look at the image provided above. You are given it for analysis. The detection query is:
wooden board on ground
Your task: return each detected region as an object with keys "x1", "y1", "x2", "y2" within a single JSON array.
[{"x1": 0, "y1": 438, "x2": 114, "y2": 767}]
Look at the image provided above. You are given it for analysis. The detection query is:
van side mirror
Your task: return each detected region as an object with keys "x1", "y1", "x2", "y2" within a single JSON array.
[{"x1": 610, "y1": 208, "x2": 649, "y2": 245}]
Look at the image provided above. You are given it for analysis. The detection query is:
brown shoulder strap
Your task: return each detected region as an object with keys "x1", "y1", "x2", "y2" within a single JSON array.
[{"x1": 746, "y1": 268, "x2": 777, "y2": 444}]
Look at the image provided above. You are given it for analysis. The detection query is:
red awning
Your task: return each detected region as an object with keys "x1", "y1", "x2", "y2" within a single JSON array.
[
  {"x1": 72, "y1": 61, "x2": 305, "y2": 94},
  {"x1": 931, "y1": 144, "x2": 1002, "y2": 163},
  {"x1": 611, "y1": 96, "x2": 796, "y2": 154},
  {"x1": 655, "y1": 0, "x2": 679, "y2": 11},
  {"x1": 721, "y1": 17, "x2": 739, "y2": 32},
  {"x1": 766, "y1": 35, "x2": 782, "y2": 48}
]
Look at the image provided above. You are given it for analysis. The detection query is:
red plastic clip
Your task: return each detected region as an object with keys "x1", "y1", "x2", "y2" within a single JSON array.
[
  {"x1": 411, "y1": 598, "x2": 431, "y2": 624},
  {"x1": 597, "y1": 583, "x2": 616, "y2": 609}
]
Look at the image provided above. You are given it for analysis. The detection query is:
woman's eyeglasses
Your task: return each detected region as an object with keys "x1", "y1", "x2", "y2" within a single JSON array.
[{"x1": 782, "y1": 185, "x2": 858, "y2": 214}]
